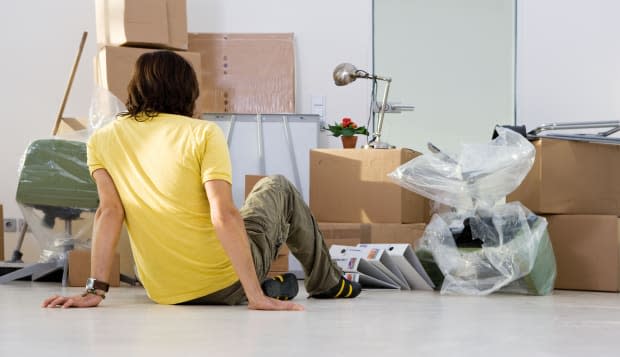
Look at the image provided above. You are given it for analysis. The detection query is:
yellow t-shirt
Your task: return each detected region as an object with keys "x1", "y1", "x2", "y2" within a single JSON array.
[{"x1": 87, "y1": 113, "x2": 238, "y2": 304}]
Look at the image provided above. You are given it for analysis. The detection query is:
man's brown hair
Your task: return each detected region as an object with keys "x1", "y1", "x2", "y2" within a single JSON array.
[{"x1": 124, "y1": 51, "x2": 199, "y2": 119}]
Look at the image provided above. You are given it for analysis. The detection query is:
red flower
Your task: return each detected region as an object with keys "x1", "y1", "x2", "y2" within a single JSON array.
[{"x1": 326, "y1": 117, "x2": 369, "y2": 137}]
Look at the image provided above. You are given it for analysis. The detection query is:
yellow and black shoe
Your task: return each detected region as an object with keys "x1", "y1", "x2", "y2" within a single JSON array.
[
  {"x1": 310, "y1": 277, "x2": 362, "y2": 299},
  {"x1": 261, "y1": 273, "x2": 299, "y2": 300}
]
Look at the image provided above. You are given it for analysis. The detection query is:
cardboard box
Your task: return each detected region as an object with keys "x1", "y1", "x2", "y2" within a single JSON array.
[
  {"x1": 68, "y1": 249, "x2": 121, "y2": 287},
  {"x1": 95, "y1": 46, "x2": 204, "y2": 114},
  {"x1": 267, "y1": 246, "x2": 289, "y2": 276},
  {"x1": 188, "y1": 33, "x2": 295, "y2": 113},
  {"x1": 319, "y1": 222, "x2": 426, "y2": 248},
  {"x1": 269, "y1": 254, "x2": 289, "y2": 272},
  {"x1": 95, "y1": 0, "x2": 188, "y2": 50},
  {"x1": 319, "y1": 222, "x2": 365, "y2": 247},
  {"x1": 546, "y1": 215, "x2": 620, "y2": 292},
  {"x1": 509, "y1": 138, "x2": 620, "y2": 215},
  {"x1": 244, "y1": 175, "x2": 267, "y2": 200},
  {"x1": 310, "y1": 149, "x2": 428, "y2": 223}
]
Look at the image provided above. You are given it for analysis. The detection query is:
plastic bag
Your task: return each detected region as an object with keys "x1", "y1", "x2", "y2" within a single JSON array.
[
  {"x1": 55, "y1": 86, "x2": 125, "y2": 142},
  {"x1": 390, "y1": 126, "x2": 556, "y2": 295},
  {"x1": 388, "y1": 127, "x2": 535, "y2": 210},
  {"x1": 16, "y1": 139, "x2": 98, "y2": 262},
  {"x1": 89, "y1": 86, "x2": 125, "y2": 130},
  {"x1": 417, "y1": 203, "x2": 556, "y2": 295}
]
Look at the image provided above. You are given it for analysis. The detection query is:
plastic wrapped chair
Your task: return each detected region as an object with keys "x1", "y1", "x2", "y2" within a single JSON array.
[{"x1": 0, "y1": 139, "x2": 98, "y2": 286}]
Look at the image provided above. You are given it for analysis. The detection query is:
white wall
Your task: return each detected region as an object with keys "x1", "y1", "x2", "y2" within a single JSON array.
[
  {"x1": 375, "y1": 0, "x2": 516, "y2": 154},
  {"x1": 517, "y1": 0, "x2": 620, "y2": 129},
  {"x1": 0, "y1": 0, "x2": 372, "y2": 261}
]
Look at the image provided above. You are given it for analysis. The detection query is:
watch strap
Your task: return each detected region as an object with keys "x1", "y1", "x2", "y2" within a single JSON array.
[{"x1": 82, "y1": 288, "x2": 106, "y2": 300}]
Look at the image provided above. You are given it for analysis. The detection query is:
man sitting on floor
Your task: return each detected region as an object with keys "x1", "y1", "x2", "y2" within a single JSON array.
[{"x1": 42, "y1": 51, "x2": 361, "y2": 310}]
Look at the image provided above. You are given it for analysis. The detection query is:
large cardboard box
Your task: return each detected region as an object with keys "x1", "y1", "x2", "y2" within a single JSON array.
[
  {"x1": 509, "y1": 138, "x2": 620, "y2": 215},
  {"x1": 546, "y1": 215, "x2": 620, "y2": 292},
  {"x1": 95, "y1": 0, "x2": 188, "y2": 50},
  {"x1": 310, "y1": 149, "x2": 428, "y2": 223},
  {"x1": 68, "y1": 249, "x2": 121, "y2": 287},
  {"x1": 95, "y1": 46, "x2": 204, "y2": 114},
  {"x1": 319, "y1": 222, "x2": 426, "y2": 248},
  {"x1": 188, "y1": 33, "x2": 295, "y2": 113}
]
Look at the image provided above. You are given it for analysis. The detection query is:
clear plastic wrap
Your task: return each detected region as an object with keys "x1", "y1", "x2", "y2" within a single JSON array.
[
  {"x1": 417, "y1": 203, "x2": 556, "y2": 295},
  {"x1": 16, "y1": 139, "x2": 98, "y2": 262},
  {"x1": 388, "y1": 127, "x2": 536, "y2": 210},
  {"x1": 20, "y1": 205, "x2": 95, "y2": 263},
  {"x1": 88, "y1": 86, "x2": 125, "y2": 130},
  {"x1": 55, "y1": 86, "x2": 125, "y2": 142},
  {"x1": 15, "y1": 87, "x2": 123, "y2": 262},
  {"x1": 390, "y1": 126, "x2": 556, "y2": 295}
]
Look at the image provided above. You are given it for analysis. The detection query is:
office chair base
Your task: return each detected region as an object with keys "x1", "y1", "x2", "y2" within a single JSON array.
[{"x1": 0, "y1": 260, "x2": 67, "y2": 286}]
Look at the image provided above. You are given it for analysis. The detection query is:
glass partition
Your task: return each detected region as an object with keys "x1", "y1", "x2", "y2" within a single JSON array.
[{"x1": 373, "y1": 0, "x2": 516, "y2": 153}]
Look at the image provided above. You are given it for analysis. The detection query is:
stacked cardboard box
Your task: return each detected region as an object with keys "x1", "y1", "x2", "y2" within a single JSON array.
[
  {"x1": 94, "y1": 0, "x2": 205, "y2": 113},
  {"x1": 95, "y1": 2, "x2": 296, "y2": 115},
  {"x1": 310, "y1": 148, "x2": 429, "y2": 249},
  {"x1": 509, "y1": 138, "x2": 620, "y2": 292}
]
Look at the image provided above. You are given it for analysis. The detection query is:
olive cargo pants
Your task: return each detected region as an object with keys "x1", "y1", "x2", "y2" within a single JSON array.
[{"x1": 183, "y1": 175, "x2": 342, "y2": 305}]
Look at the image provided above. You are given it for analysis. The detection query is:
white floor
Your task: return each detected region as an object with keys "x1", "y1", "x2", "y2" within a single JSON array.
[{"x1": 1, "y1": 281, "x2": 619, "y2": 357}]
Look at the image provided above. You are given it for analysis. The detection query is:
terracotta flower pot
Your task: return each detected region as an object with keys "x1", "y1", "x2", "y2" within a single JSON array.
[{"x1": 341, "y1": 136, "x2": 358, "y2": 149}]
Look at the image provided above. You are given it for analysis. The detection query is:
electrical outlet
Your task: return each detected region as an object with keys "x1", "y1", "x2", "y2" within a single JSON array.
[{"x1": 4, "y1": 218, "x2": 17, "y2": 233}]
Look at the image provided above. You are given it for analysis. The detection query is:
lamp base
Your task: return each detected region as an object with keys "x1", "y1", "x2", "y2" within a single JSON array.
[{"x1": 362, "y1": 141, "x2": 395, "y2": 149}]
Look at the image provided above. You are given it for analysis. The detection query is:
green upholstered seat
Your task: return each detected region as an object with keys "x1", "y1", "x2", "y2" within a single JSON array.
[{"x1": 16, "y1": 139, "x2": 98, "y2": 210}]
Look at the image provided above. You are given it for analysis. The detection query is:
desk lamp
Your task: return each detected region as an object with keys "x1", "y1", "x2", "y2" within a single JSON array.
[{"x1": 333, "y1": 63, "x2": 395, "y2": 149}]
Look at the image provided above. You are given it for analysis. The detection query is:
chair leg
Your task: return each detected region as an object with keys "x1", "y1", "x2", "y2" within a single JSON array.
[
  {"x1": 0, "y1": 261, "x2": 61, "y2": 284},
  {"x1": 61, "y1": 257, "x2": 69, "y2": 287}
]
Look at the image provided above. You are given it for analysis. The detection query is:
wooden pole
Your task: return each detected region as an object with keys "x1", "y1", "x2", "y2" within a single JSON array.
[{"x1": 51, "y1": 31, "x2": 88, "y2": 136}]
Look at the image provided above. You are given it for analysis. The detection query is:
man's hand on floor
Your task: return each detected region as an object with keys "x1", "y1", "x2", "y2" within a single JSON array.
[
  {"x1": 41, "y1": 293, "x2": 103, "y2": 308},
  {"x1": 248, "y1": 295, "x2": 304, "y2": 311}
]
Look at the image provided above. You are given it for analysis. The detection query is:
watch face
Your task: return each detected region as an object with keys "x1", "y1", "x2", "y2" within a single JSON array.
[
  {"x1": 85, "y1": 278, "x2": 110, "y2": 292},
  {"x1": 86, "y1": 278, "x2": 96, "y2": 289}
]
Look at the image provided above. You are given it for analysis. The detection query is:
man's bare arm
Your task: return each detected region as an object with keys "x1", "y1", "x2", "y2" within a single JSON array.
[{"x1": 42, "y1": 169, "x2": 124, "y2": 308}]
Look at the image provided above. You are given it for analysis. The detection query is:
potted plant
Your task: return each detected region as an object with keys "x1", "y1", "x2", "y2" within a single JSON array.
[{"x1": 326, "y1": 117, "x2": 369, "y2": 148}]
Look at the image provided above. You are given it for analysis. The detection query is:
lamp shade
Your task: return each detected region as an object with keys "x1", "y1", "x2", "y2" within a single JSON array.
[{"x1": 333, "y1": 63, "x2": 359, "y2": 86}]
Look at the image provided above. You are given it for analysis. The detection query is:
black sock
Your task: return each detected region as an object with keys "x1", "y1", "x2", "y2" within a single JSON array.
[
  {"x1": 311, "y1": 277, "x2": 362, "y2": 299},
  {"x1": 261, "y1": 273, "x2": 299, "y2": 300}
]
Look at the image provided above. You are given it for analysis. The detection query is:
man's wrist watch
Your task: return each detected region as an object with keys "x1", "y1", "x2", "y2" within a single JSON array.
[{"x1": 85, "y1": 277, "x2": 110, "y2": 292}]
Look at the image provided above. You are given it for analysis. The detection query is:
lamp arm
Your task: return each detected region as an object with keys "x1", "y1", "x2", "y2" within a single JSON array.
[
  {"x1": 371, "y1": 74, "x2": 391, "y2": 82},
  {"x1": 373, "y1": 78, "x2": 392, "y2": 143}
]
